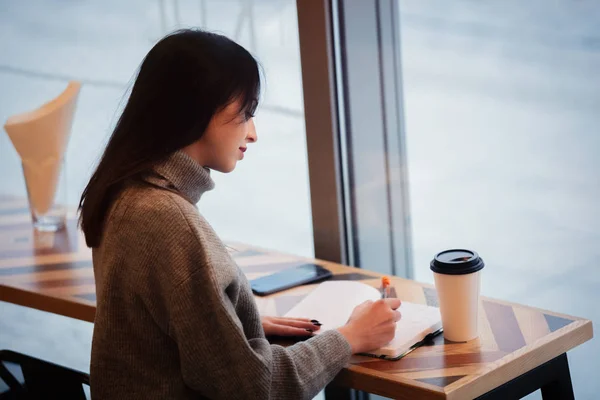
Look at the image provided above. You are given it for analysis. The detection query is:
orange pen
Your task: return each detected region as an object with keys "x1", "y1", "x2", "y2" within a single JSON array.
[{"x1": 381, "y1": 276, "x2": 391, "y2": 299}]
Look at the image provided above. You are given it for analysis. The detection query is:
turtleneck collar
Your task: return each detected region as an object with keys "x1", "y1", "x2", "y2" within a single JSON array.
[{"x1": 146, "y1": 150, "x2": 215, "y2": 204}]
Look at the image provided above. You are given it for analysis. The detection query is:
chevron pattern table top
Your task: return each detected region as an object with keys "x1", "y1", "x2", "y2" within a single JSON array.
[{"x1": 0, "y1": 195, "x2": 593, "y2": 399}]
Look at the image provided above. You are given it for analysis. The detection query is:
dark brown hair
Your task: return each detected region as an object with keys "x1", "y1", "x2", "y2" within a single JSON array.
[{"x1": 78, "y1": 29, "x2": 260, "y2": 247}]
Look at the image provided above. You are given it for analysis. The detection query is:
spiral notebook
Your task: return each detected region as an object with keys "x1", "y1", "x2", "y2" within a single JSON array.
[{"x1": 284, "y1": 281, "x2": 442, "y2": 359}]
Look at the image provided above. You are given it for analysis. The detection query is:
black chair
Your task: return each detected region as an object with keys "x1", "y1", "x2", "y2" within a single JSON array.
[{"x1": 0, "y1": 350, "x2": 89, "y2": 400}]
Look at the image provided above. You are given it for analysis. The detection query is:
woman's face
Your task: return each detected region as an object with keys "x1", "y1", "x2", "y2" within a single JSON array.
[{"x1": 188, "y1": 99, "x2": 257, "y2": 173}]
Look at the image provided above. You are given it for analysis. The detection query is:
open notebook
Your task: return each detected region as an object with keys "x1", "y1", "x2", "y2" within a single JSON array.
[{"x1": 284, "y1": 281, "x2": 442, "y2": 359}]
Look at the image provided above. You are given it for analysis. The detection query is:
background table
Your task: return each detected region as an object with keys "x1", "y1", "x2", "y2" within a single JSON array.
[{"x1": 0, "y1": 196, "x2": 593, "y2": 399}]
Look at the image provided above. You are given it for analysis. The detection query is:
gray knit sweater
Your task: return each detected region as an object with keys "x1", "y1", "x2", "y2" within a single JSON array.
[{"x1": 90, "y1": 151, "x2": 352, "y2": 399}]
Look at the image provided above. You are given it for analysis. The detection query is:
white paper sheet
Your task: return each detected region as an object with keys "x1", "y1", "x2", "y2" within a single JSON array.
[
  {"x1": 284, "y1": 281, "x2": 442, "y2": 357},
  {"x1": 284, "y1": 281, "x2": 381, "y2": 331}
]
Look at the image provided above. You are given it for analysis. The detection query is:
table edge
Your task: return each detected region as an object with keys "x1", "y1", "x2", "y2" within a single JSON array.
[
  {"x1": 0, "y1": 283, "x2": 95, "y2": 323},
  {"x1": 333, "y1": 366, "x2": 446, "y2": 399},
  {"x1": 445, "y1": 319, "x2": 593, "y2": 399}
]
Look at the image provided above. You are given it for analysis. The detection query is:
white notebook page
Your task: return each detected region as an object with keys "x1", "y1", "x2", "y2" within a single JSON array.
[{"x1": 284, "y1": 281, "x2": 441, "y2": 357}]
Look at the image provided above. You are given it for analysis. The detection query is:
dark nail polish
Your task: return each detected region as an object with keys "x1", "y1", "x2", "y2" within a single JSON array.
[
  {"x1": 312, "y1": 322, "x2": 322, "y2": 327},
  {"x1": 310, "y1": 319, "x2": 320, "y2": 324},
  {"x1": 305, "y1": 329, "x2": 314, "y2": 333}
]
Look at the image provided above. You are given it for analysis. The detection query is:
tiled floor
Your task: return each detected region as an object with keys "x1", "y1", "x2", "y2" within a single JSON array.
[{"x1": 1, "y1": 1, "x2": 598, "y2": 399}]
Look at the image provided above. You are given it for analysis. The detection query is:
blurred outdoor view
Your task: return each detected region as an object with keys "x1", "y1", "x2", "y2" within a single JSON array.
[{"x1": 400, "y1": 2, "x2": 599, "y2": 398}]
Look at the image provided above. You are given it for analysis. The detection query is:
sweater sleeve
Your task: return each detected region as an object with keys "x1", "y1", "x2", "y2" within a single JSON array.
[
  {"x1": 148, "y1": 198, "x2": 353, "y2": 399},
  {"x1": 168, "y1": 268, "x2": 352, "y2": 400}
]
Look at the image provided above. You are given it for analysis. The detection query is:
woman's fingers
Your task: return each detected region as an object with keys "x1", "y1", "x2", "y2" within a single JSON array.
[
  {"x1": 268, "y1": 323, "x2": 316, "y2": 337},
  {"x1": 383, "y1": 298, "x2": 402, "y2": 310},
  {"x1": 262, "y1": 316, "x2": 323, "y2": 336},
  {"x1": 267, "y1": 316, "x2": 321, "y2": 330},
  {"x1": 277, "y1": 317, "x2": 312, "y2": 322}
]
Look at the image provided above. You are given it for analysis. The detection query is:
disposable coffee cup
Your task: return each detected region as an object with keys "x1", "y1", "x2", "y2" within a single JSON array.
[{"x1": 430, "y1": 249, "x2": 485, "y2": 342}]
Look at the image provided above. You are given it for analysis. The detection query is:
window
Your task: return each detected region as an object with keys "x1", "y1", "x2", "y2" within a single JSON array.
[
  {"x1": 399, "y1": 2, "x2": 599, "y2": 397},
  {"x1": 399, "y1": 0, "x2": 600, "y2": 295},
  {"x1": 0, "y1": 0, "x2": 314, "y2": 257}
]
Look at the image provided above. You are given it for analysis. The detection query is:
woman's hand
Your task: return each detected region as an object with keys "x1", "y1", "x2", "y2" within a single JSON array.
[
  {"x1": 262, "y1": 316, "x2": 322, "y2": 337},
  {"x1": 337, "y1": 298, "x2": 402, "y2": 354}
]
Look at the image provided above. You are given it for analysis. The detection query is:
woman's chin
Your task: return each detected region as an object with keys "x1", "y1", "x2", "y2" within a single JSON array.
[{"x1": 213, "y1": 163, "x2": 237, "y2": 174}]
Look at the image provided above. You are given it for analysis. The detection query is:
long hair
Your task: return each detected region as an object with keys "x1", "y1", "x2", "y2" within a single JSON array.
[{"x1": 78, "y1": 29, "x2": 260, "y2": 247}]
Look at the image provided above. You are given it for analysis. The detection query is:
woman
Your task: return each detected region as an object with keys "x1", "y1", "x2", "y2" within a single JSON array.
[{"x1": 79, "y1": 29, "x2": 401, "y2": 399}]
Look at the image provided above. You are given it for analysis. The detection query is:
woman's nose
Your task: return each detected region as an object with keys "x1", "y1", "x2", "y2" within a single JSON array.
[{"x1": 247, "y1": 118, "x2": 257, "y2": 143}]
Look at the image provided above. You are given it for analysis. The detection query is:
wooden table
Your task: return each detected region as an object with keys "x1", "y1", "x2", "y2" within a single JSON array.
[{"x1": 0, "y1": 196, "x2": 593, "y2": 399}]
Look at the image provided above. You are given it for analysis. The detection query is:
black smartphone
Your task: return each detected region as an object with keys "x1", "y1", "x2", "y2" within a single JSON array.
[{"x1": 250, "y1": 263, "x2": 333, "y2": 296}]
